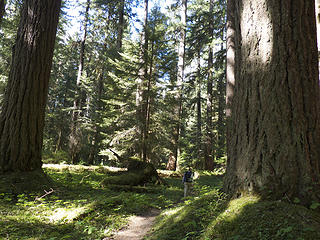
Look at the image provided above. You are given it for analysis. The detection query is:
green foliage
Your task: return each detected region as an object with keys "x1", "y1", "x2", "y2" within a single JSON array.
[
  {"x1": 0, "y1": 1, "x2": 21, "y2": 102},
  {"x1": 1, "y1": 165, "x2": 320, "y2": 240},
  {"x1": 0, "y1": 164, "x2": 184, "y2": 239},
  {"x1": 101, "y1": 159, "x2": 161, "y2": 186},
  {"x1": 43, "y1": 150, "x2": 70, "y2": 164},
  {"x1": 202, "y1": 196, "x2": 320, "y2": 240},
  {"x1": 148, "y1": 192, "x2": 320, "y2": 240},
  {"x1": 147, "y1": 190, "x2": 227, "y2": 240},
  {"x1": 310, "y1": 202, "x2": 320, "y2": 210}
]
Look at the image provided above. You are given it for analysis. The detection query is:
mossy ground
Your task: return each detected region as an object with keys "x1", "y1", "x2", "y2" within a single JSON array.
[
  {"x1": 1, "y1": 165, "x2": 320, "y2": 240},
  {"x1": 147, "y1": 172, "x2": 320, "y2": 240},
  {"x1": 0, "y1": 164, "x2": 182, "y2": 239}
]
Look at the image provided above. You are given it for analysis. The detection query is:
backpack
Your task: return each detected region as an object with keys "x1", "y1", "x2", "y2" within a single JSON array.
[{"x1": 184, "y1": 171, "x2": 192, "y2": 182}]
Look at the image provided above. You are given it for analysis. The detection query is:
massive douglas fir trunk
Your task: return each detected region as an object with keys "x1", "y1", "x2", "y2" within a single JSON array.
[
  {"x1": 225, "y1": 0, "x2": 320, "y2": 205},
  {"x1": 0, "y1": 0, "x2": 61, "y2": 172}
]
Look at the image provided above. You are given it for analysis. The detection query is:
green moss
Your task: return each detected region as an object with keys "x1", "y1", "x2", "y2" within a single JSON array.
[
  {"x1": 101, "y1": 159, "x2": 161, "y2": 186},
  {"x1": 3, "y1": 165, "x2": 317, "y2": 240},
  {"x1": 203, "y1": 196, "x2": 320, "y2": 240},
  {"x1": 0, "y1": 164, "x2": 184, "y2": 239},
  {"x1": 148, "y1": 193, "x2": 320, "y2": 240},
  {"x1": 146, "y1": 190, "x2": 228, "y2": 240},
  {"x1": 42, "y1": 150, "x2": 70, "y2": 164}
]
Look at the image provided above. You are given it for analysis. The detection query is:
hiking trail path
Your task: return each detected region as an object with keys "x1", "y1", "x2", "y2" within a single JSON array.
[{"x1": 110, "y1": 208, "x2": 160, "y2": 240}]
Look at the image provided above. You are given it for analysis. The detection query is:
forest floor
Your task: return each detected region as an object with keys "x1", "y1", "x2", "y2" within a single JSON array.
[
  {"x1": 111, "y1": 208, "x2": 160, "y2": 240},
  {"x1": 0, "y1": 164, "x2": 320, "y2": 239}
]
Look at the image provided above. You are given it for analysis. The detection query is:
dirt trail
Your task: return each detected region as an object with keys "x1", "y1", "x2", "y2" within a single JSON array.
[{"x1": 112, "y1": 209, "x2": 160, "y2": 240}]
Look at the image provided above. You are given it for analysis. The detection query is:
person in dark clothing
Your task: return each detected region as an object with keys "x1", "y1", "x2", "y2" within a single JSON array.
[{"x1": 182, "y1": 166, "x2": 193, "y2": 197}]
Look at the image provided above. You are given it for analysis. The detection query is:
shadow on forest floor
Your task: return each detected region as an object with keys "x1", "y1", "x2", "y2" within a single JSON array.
[
  {"x1": 3, "y1": 165, "x2": 319, "y2": 240},
  {"x1": 0, "y1": 164, "x2": 203, "y2": 239},
  {"x1": 146, "y1": 192, "x2": 320, "y2": 240}
]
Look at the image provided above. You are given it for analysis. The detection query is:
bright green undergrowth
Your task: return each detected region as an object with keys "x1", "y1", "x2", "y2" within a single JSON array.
[
  {"x1": 202, "y1": 196, "x2": 320, "y2": 240},
  {"x1": 0, "y1": 164, "x2": 184, "y2": 240},
  {"x1": 2, "y1": 165, "x2": 320, "y2": 240},
  {"x1": 147, "y1": 193, "x2": 320, "y2": 240}
]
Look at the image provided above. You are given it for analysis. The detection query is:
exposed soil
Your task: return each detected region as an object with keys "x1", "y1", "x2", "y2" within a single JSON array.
[{"x1": 111, "y1": 208, "x2": 160, "y2": 240}]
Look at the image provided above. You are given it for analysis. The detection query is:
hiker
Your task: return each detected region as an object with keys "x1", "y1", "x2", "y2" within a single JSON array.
[{"x1": 182, "y1": 166, "x2": 193, "y2": 197}]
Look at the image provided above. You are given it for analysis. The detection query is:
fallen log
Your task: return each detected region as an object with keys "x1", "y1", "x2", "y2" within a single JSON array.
[{"x1": 100, "y1": 159, "x2": 165, "y2": 187}]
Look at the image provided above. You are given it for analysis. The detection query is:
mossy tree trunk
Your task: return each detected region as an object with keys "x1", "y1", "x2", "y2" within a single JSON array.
[
  {"x1": 0, "y1": 0, "x2": 61, "y2": 172},
  {"x1": 225, "y1": 0, "x2": 320, "y2": 205}
]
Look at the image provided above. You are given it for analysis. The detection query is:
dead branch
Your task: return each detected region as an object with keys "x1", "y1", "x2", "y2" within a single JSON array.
[{"x1": 35, "y1": 188, "x2": 54, "y2": 201}]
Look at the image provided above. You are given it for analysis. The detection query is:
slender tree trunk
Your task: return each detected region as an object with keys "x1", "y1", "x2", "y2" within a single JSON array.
[
  {"x1": 225, "y1": 0, "x2": 235, "y2": 170},
  {"x1": 224, "y1": 0, "x2": 320, "y2": 205},
  {"x1": 0, "y1": 0, "x2": 61, "y2": 172},
  {"x1": 204, "y1": 0, "x2": 215, "y2": 170},
  {"x1": 196, "y1": 48, "x2": 203, "y2": 168},
  {"x1": 69, "y1": 0, "x2": 90, "y2": 164},
  {"x1": 216, "y1": 40, "x2": 226, "y2": 159},
  {"x1": 88, "y1": 11, "x2": 113, "y2": 165},
  {"x1": 117, "y1": 0, "x2": 125, "y2": 50},
  {"x1": 142, "y1": 38, "x2": 155, "y2": 163},
  {"x1": 136, "y1": 0, "x2": 149, "y2": 161},
  {"x1": 55, "y1": 129, "x2": 62, "y2": 154},
  {"x1": 0, "y1": 0, "x2": 5, "y2": 27},
  {"x1": 173, "y1": 0, "x2": 187, "y2": 171}
]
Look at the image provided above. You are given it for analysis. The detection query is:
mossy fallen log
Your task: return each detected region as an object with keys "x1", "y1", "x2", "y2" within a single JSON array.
[{"x1": 101, "y1": 159, "x2": 165, "y2": 187}]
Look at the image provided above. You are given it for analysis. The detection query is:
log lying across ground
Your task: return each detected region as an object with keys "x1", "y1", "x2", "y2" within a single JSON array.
[{"x1": 101, "y1": 159, "x2": 165, "y2": 187}]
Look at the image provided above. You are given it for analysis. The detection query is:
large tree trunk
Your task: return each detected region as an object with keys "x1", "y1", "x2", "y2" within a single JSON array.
[
  {"x1": 316, "y1": 0, "x2": 320, "y2": 79},
  {"x1": 173, "y1": 0, "x2": 187, "y2": 171},
  {"x1": 0, "y1": 0, "x2": 61, "y2": 172},
  {"x1": 224, "y1": 0, "x2": 320, "y2": 205},
  {"x1": 69, "y1": 0, "x2": 91, "y2": 164}
]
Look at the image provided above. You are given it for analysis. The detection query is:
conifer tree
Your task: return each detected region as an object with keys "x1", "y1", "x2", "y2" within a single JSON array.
[
  {"x1": 225, "y1": 0, "x2": 320, "y2": 205},
  {"x1": 0, "y1": 0, "x2": 61, "y2": 172},
  {"x1": 172, "y1": 0, "x2": 187, "y2": 170},
  {"x1": 69, "y1": 0, "x2": 91, "y2": 164}
]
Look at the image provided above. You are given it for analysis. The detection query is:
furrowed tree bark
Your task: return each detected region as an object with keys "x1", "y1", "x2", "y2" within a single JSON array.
[
  {"x1": 224, "y1": 0, "x2": 320, "y2": 205},
  {"x1": 316, "y1": 0, "x2": 320, "y2": 78},
  {"x1": 0, "y1": 0, "x2": 61, "y2": 172}
]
